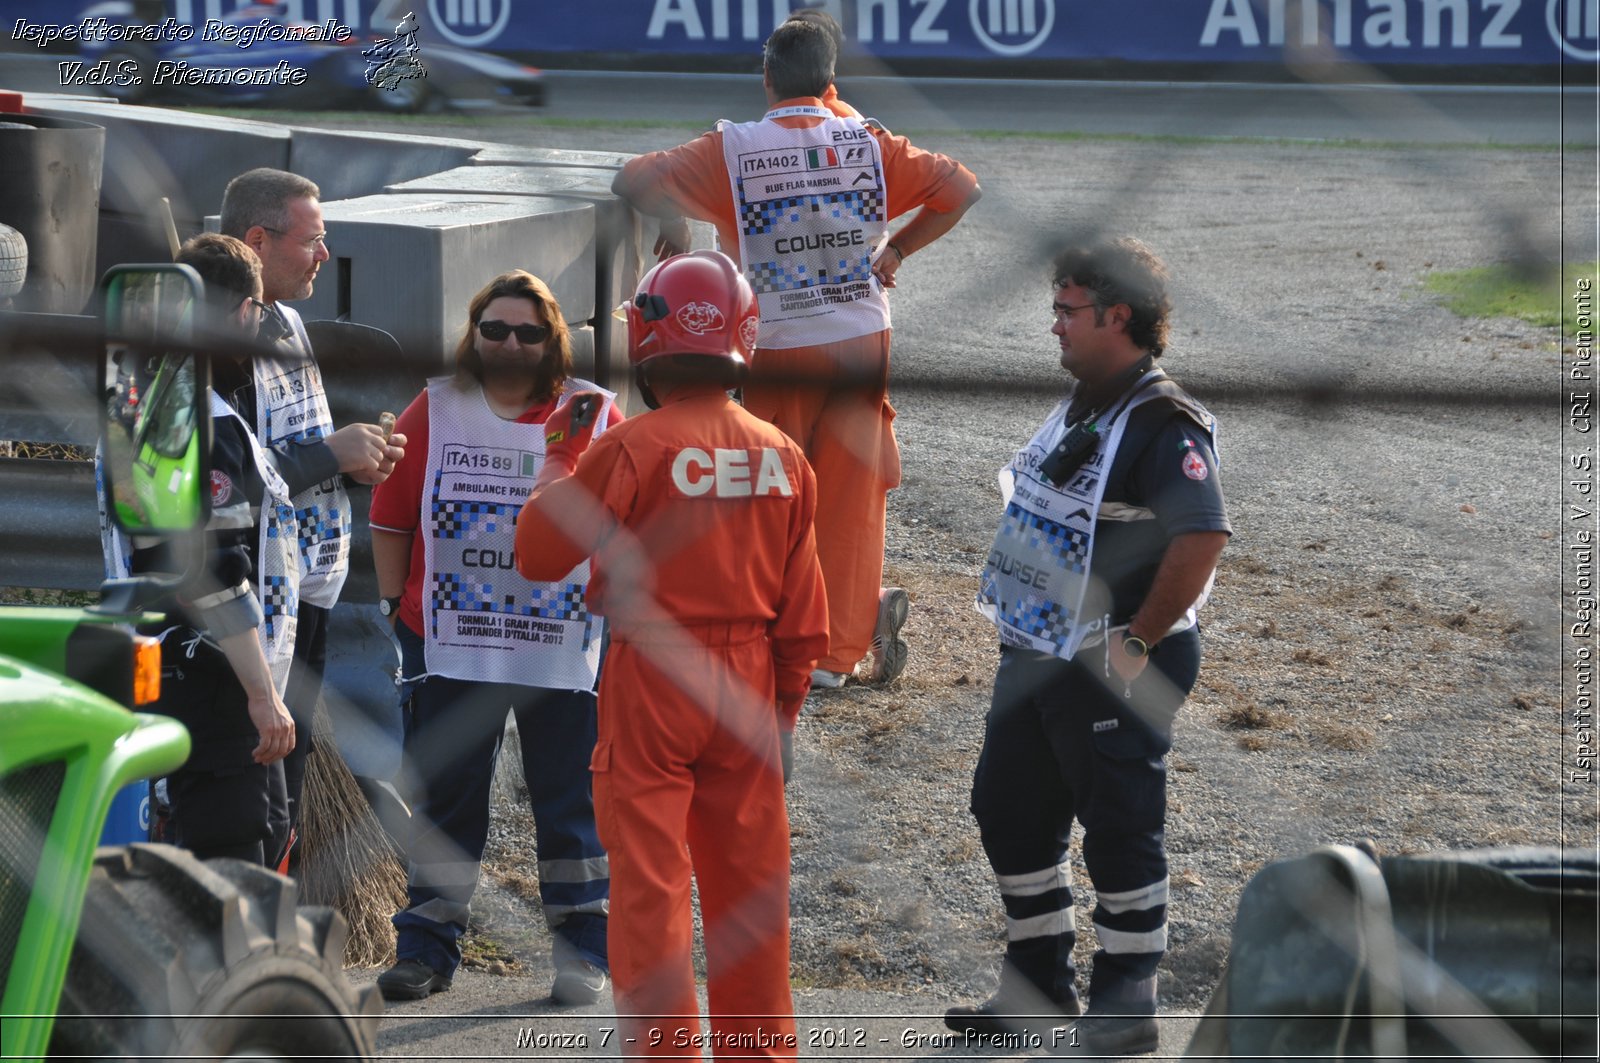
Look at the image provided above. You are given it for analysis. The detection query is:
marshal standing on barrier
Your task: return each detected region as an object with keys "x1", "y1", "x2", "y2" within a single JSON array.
[{"x1": 950, "y1": 238, "x2": 1229, "y2": 1058}]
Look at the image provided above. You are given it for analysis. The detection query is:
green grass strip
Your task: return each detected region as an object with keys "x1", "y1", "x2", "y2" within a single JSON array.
[{"x1": 1424, "y1": 260, "x2": 1599, "y2": 332}]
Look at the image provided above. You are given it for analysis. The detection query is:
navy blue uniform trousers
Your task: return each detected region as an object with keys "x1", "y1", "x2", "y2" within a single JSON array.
[
  {"x1": 393, "y1": 620, "x2": 608, "y2": 977},
  {"x1": 971, "y1": 627, "x2": 1200, "y2": 1014}
]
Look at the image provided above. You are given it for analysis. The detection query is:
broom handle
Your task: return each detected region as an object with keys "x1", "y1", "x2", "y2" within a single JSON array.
[{"x1": 159, "y1": 198, "x2": 180, "y2": 259}]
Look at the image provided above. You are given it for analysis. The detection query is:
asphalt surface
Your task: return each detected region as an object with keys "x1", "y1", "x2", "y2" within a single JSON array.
[
  {"x1": 539, "y1": 70, "x2": 1595, "y2": 145},
  {"x1": 353, "y1": 971, "x2": 1206, "y2": 1061},
  {"x1": 0, "y1": 52, "x2": 1594, "y2": 143}
]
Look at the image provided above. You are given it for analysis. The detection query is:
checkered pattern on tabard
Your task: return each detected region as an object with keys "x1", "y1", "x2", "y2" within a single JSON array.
[
  {"x1": 430, "y1": 498, "x2": 513, "y2": 540},
  {"x1": 265, "y1": 503, "x2": 295, "y2": 539},
  {"x1": 260, "y1": 574, "x2": 297, "y2": 638},
  {"x1": 524, "y1": 583, "x2": 589, "y2": 622},
  {"x1": 740, "y1": 189, "x2": 885, "y2": 235},
  {"x1": 1000, "y1": 504, "x2": 1090, "y2": 573},
  {"x1": 825, "y1": 187, "x2": 883, "y2": 223},
  {"x1": 994, "y1": 504, "x2": 1090, "y2": 641},
  {"x1": 748, "y1": 257, "x2": 874, "y2": 293},
  {"x1": 294, "y1": 503, "x2": 344, "y2": 553},
  {"x1": 430, "y1": 575, "x2": 589, "y2": 621},
  {"x1": 741, "y1": 195, "x2": 807, "y2": 234}
]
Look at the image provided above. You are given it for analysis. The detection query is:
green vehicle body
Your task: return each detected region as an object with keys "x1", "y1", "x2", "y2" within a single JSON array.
[
  {"x1": 0, "y1": 608, "x2": 189, "y2": 1059},
  {"x1": 125, "y1": 353, "x2": 204, "y2": 531}
]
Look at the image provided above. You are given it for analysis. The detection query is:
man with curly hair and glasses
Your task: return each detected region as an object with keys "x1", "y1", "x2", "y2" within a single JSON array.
[{"x1": 951, "y1": 237, "x2": 1229, "y2": 1057}]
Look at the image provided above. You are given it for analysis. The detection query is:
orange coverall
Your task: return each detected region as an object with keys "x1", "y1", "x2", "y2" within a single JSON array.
[
  {"x1": 613, "y1": 98, "x2": 978, "y2": 673},
  {"x1": 516, "y1": 385, "x2": 828, "y2": 1061}
]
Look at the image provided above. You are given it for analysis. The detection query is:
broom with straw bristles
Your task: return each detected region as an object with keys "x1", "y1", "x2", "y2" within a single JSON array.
[
  {"x1": 298, "y1": 405, "x2": 408, "y2": 966},
  {"x1": 297, "y1": 697, "x2": 409, "y2": 967}
]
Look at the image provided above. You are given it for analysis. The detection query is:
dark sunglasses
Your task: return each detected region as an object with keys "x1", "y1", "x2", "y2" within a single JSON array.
[{"x1": 477, "y1": 319, "x2": 551, "y2": 344}]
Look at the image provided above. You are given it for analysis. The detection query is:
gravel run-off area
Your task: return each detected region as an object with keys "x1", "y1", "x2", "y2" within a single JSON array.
[{"x1": 304, "y1": 108, "x2": 1596, "y2": 1039}]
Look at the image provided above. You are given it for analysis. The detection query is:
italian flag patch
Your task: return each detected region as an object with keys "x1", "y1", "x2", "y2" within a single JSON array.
[{"x1": 806, "y1": 147, "x2": 838, "y2": 169}]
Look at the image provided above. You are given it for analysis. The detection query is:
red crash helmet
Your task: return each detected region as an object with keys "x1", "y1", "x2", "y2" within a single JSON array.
[{"x1": 626, "y1": 250, "x2": 759, "y2": 368}]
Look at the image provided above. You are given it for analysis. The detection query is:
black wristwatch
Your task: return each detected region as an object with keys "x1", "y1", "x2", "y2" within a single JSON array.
[
  {"x1": 1121, "y1": 633, "x2": 1151, "y2": 659},
  {"x1": 379, "y1": 596, "x2": 402, "y2": 618}
]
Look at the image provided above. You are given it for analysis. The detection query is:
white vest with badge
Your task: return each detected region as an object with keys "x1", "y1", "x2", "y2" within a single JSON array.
[
  {"x1": 719, "y1": 105, "x2": 890, "y2": 349},
  {"x1": 421, "y1": 377, "x2": 614, "y2": 690},
  {"x1": 256, "y1": 303, "x2": 351, "y2": 609},
  {"x1": 976, "y1": 370, "x2": 1218, "y2": 660},
  {"x1": 98, "y1": 390, "x2": 301, "y2": 695},
  {"x1": 211, "y1": 390, "x2": 302, "y2": 693}
]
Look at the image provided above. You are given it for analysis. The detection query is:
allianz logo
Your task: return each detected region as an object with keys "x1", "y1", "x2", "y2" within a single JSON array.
[
  {"x1": 971, "y1": 0, "x2": 1058, "y2": 57},
  {"x1": 1551, "y1": 0, "x2": 1600, "y2": 59},
  {"x1": 426, "y1": 0, "x2": 513, "y2": 46},
  {"x1": 1204, "y1": 0, "x2": 1597, "y2": 59}
]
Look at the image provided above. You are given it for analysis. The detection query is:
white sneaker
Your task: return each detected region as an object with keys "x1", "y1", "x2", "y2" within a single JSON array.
[
  {"x1": 864, "y1": 587, "x2": 910, "y2": 684},
  {"x1": 810, "y1": 668, "x2": 849, "y2": 689}
]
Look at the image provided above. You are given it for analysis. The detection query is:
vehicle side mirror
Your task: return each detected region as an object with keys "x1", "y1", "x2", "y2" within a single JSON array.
[{"x1": 99, "y1": 265, "x2": 212, "y2": 535}]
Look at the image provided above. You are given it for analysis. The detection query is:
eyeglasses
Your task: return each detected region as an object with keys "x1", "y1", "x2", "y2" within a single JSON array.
[
  {"x1": 261, "y1": 226, "x2": 327, "y2": 252},
  {"x1": 1051, "y1": 301, "x2": 1099, "y2": 323},
  {"x1": 248, "y1": 297, "x2": 271, "y2": 315},
  {"x1": 477, "y1": 319, "x2": 551, "y2": 344}
]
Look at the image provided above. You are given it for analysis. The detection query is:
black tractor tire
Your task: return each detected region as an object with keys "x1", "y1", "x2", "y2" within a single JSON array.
[
  {"x1": 47, "y1": 843, "x2": 382, "y2": 1059},
  {"x1": 0, "y1": 222, "x2": 26, "y2": 299}
]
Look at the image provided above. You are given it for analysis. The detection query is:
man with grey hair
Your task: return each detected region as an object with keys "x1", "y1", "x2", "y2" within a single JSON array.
[{"x1": 220, "y1": 166, "x2": 406, "y2": 871}]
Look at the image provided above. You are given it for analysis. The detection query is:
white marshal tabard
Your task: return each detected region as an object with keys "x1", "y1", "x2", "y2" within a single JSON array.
[
  {"x1": 977, "y1": 372, "x2": 1214, "y2": 660},
  {"x1": 212, "y1": 391, "x2": 301, "y2": 693},
  {"x1": 719, "y1": 105, "x2": 890, "y2": 349},
  {"x1": 421, "y1": 377, "x2": 614, "y2": 689},
  {"x1": 256, "y1": 303, "x2": 350, "y2": 608}
]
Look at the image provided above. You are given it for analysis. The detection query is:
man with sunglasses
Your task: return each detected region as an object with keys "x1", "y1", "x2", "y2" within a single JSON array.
[
  {"x1": 219, "y1": 167, "x2": 407, "y2": 872},
  {"x1": 612, "y1": 19, "x2": 981, "y2": 691},
  {"x1": 949, "y1": 238, "x2": 1229, "y2": 1057}
]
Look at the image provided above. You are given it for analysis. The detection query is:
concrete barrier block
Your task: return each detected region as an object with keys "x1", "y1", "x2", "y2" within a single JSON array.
[
  {"x1": 382, "y1": 166, "x2": 647, "y2": 403},
  {"x1": 469, "y1": 145, "x2": 629, "y2": 170},
  {"x1": 386, "y1": 164, "x2": 621, "y2": 199},
  {"x1": 287, "y1": 126, "x2": 483, "y2": 202},
  {"x1": 23, "y1": 97, "x2": 289, "y2": 225},
  {"x1": 284, "y1": 193, "x2": 594, "y2": 372}
]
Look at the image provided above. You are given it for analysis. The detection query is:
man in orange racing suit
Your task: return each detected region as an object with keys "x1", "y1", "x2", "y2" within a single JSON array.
[
  {"x1": 515, "y1": 251, "x2": 827, "y2": 1060},
  {"x1": 611, "y1": 18, "x2": 979, "y2": 689}
]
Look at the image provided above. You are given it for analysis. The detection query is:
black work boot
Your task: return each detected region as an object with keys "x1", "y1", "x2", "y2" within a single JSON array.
[
  {"x1": 1067, "y1": 972, "x2": 1159, "y2": 1056},
  {"x1": 377, "y1": 958, "x2": 452, "y2": 1001},
  {"x1": 1069, "y1": 1012, "x2": 1159, "y2": 1056},
  {"x1": 945, "y1": 974, "x2": 1081, "y2": 1040}
]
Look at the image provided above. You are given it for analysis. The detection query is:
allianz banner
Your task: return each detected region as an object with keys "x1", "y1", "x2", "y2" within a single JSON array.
[{"x1": 8, "y1": 1, "x2": 1589, "y2": 66}]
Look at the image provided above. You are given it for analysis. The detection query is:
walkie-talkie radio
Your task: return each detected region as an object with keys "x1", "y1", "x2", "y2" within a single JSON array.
[
  {"x1": 1038, "y1": 365, "x2": 1164, "y2": 488},
  {"x1": 1039, "y1": 419, "x2": 1100, "y2": 486}
]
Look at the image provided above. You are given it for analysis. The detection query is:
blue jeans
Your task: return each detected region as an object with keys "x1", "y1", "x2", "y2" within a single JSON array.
[{"x1": 392, "y1": 620, "x2": 608, "y2": 976}]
